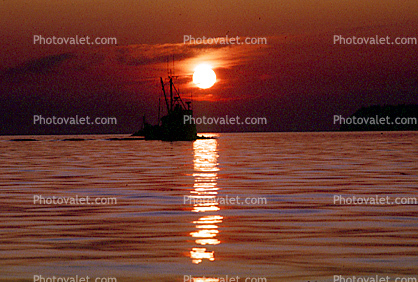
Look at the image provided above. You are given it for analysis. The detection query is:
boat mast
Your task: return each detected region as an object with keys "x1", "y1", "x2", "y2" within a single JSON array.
[
  {"x1": 161, "y1": 77, "x2": 170, "y2": 113},
  {"x1": 169, "y1": 55, "x2": 175, "y2": 112},
  {"x1": 169, "y1": 76, "x2": 173, "y2": 112},
  {"x1": 158, "y1": 96, "x2": 161, "y2": 124}
]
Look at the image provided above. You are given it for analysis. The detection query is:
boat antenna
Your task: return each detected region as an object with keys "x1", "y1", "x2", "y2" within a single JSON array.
[
  {"x1": 161, "y1": 77, "x2": 170, "y2": 113},
  {"x1": 172, "y1": 55, "x2": 175, "y2": 76},
  {"x1": 170, "y1": 76, "x2": 173, "y2": 111},
  {"x1": 167, "y1": 57, "x2": 169, "y2": 77}
]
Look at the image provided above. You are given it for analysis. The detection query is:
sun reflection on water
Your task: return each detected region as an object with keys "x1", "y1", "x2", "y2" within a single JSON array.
[
  {"x1": 190, "y1": 138, "x2": 222, "y2": 265},
  {"x1": 191, "y1": 277, "x2": 220, "y2": 282}
]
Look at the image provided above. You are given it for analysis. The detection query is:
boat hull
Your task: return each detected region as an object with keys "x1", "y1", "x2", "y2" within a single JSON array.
[{"x1": 142, "y1": 109, "x2": 197, "y2": 141}]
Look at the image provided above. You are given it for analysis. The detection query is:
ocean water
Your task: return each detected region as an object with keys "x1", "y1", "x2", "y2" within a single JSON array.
[{"x1": 0, "y1": 132, "x2": 417, "y2": 282}]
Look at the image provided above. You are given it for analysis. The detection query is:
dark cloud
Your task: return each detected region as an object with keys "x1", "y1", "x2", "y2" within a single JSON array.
[{"x1": 1, "y1": 53, "x2": 75, "y2": 78}]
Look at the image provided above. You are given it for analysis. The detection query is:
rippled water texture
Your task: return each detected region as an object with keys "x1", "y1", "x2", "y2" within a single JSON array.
[{"x1": 0, "y1": 132, "x2": 417, "y2": 281}]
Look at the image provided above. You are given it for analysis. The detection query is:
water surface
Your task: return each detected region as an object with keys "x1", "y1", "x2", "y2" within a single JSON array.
[{"x1": 0, "y1": 132, "x2": 417, "y2": 281}]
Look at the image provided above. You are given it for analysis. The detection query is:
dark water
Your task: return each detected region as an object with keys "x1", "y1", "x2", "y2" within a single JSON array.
[{"x1": 0, "y1": 132, "x2": 417, "y2": 282}]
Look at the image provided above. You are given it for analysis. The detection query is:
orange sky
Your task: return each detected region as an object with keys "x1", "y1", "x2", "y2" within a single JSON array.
[{"x1": 2, "y1": 0, "x2": 418, "y2": 67}]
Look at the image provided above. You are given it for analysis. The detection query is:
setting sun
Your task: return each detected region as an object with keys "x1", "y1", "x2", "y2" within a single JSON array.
[{"x1": 193, "y1": 64, "x2": 216, "y2": 89}]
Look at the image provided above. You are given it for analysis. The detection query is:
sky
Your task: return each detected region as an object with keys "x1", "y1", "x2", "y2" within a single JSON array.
[{"x1": 1, "y1": 0, "x2": 417, "y2": 134}]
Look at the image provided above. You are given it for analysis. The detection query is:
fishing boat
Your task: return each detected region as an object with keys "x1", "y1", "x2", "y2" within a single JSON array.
[{"x1": 133, "y1": 75, "x2": 197, "y2": 141}]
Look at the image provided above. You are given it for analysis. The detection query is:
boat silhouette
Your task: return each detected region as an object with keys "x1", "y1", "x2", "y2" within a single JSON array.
[{"x1": 133, "y1": 74, "x2": 197, "y2": 141}]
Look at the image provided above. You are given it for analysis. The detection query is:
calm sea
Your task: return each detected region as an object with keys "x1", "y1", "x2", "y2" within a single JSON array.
[{"x1": 0, "y1": 132, "x2": 417, "y2": 282}]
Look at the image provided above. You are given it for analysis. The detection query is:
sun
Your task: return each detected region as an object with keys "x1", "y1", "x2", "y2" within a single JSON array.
[{"x1": 193, "y1": 64, "x2": 216, "y2": 89}]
